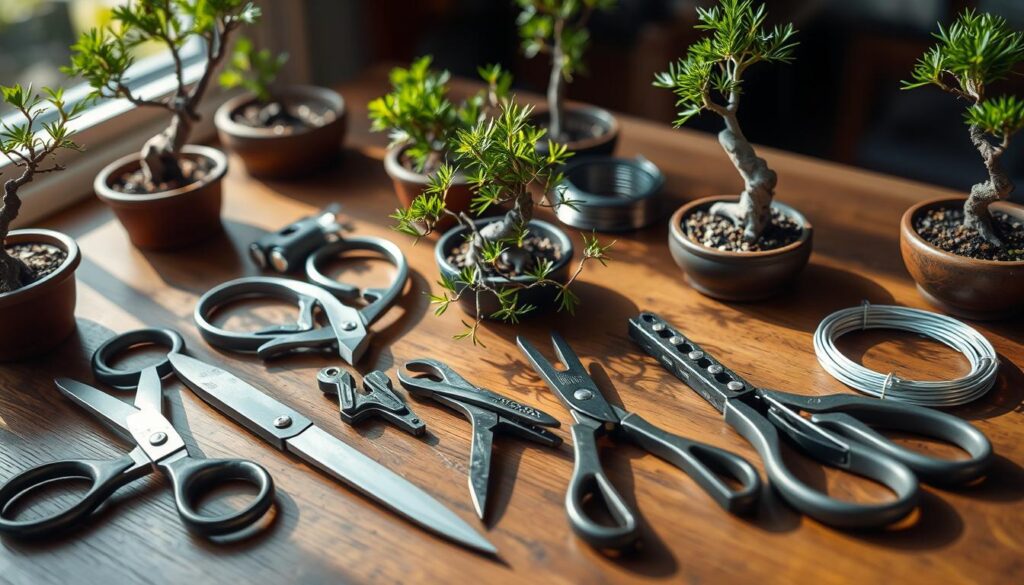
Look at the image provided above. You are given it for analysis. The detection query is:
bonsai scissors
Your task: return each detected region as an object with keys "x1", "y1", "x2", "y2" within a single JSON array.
[
  {"x1": 517, "y1": 333, "x2": 761, "y2": 551},
  {"x1": 0, "y1": 329, "x2": 275, "y2": 539},
  {"x1": 194, "y1": 236, "x2": 407, "y2": 364},
  {"x1": 629, "y1": 311, "x2": 993, "y2": 529}
]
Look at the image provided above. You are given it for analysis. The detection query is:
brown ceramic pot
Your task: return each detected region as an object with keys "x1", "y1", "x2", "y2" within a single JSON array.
[
  {"x1": 384, "y1": 144, "x2": 473, "y2": 232},
  {"x1": 215, "y1": 85, "x2": 347, "y2": 179},
  {"x1": 94, "y1": 145, "x2": 228, "y2": 250},
  {"x1": 0, "y1": 229, "x2": 81, "y2": 361},
  {"x1": 668, "y1": 196, "x2": 813, "y2": 301},
  {"x1": 900, "y1": 196, "x2": 1024, "y2": 320},
  {"x1": 529, "y1": 102, "x2": 620, "y2": 158}
]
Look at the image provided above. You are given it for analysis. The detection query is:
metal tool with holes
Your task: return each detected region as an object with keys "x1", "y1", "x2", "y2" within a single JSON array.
[
  {"x1": 629, "y1": 311, "x2": 994, "y2": 529},
  {"x1": 318, "y1": 367, "x2": 425, "y2": 435},
  {"x1": 194, "y1": 236, "x2": 407, "y2": 364},
  {"x1": 397, "y1": 359, "x2": 562, "y2": 521},
  {"x1": 0, "y1": 329, "x2": 275, "y2": 539},
  {"x1": 516, "y1": 333, "x2": 761, "y2": 551},
  {"x1": 249, "y1": 204, "x2": 345, "y2": 272}
]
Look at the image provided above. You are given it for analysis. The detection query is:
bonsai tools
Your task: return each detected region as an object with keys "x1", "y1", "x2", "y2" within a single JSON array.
[
  {"x1": 630, "y1": 311, "x2": 994, "y2": 529},
  {"x1": 0, "y1": 329, "x2": 276, "y2": 538},
  {"x1": 249, "y1": 203, "x2": 344, "y2": 272},
  {"x1": 516, "y1": 333, "x2": 761, "y2": 551},
  {"x1": 397, "y1": 359, "x2": 562, "y2": 521},
  {"x1": 553, "y1": 156, "x2": 666, "y2": 232},
  {"x1": 194, "y1": 236, "x2": 407, "y2": 364},
  {"x1": 317, "y1": 367, "x2": 426, "y2": 436},
  {"x1": 167, "y1": 350, "x2": 497, "y2": 555}
]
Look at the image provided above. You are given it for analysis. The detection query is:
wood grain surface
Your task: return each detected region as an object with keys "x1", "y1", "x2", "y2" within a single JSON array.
[{"x1": 1, "y1": 68, "x2": 1022, "y2": 585}]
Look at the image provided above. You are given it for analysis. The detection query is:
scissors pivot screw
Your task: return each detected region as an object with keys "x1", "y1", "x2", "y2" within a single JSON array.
[
  {"x1": 574, "y1": 389, "x2": 595, "y2": 400},
  {"x1": 149, "y1": 432, "x2": 168, "y2": 446},
  {"x1": 341, "y1": 321, "x2": 358, "y2": 332},
  {"x1": 273, "y1": 415, "x2": 293, "y2": 429}
]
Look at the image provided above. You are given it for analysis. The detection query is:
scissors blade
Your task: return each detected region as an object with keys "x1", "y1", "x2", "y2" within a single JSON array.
[
  {"x1": 133, "y1": 366, "x2": 164, "y2": 415},
  {"x1": 516, "y1": 334, "x2": 618, "y2": 424},
  {"x1": 54, "y1": 378, "x2": 138, "y2": 438},
  {"x1": 467, "y1": 423, "x2": 495, "y2": 521}
]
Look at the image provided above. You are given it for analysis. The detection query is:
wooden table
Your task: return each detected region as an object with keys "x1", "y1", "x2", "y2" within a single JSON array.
[{"x1": 3, "y1": 69, "x2": 1022, "y2": 585}]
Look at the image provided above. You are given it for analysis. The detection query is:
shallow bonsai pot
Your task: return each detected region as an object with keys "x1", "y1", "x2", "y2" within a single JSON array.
[
  {"x1": 94, "y1": 145, "x2": 227, "y2": 250},
  {"x1": 529, "y1": 102, "x2": 619, "y2": 158},
  {"x1": 384, "y1": 144, "x2": 473, "y2": 232},
  {"x1": 900, "y1": 196, "x2": 1024, "y2": 320},
  {"x1": 215, "y1": 85, "x2": 347, "y2": 179},
  {"x1": 668, "y1": 195, "x2": 813, "y2": 301},
  {"x1": 0, "y1": 229, "x2": 81, "y2": 361},
  {"x1": 435, "y1": 218, "x2": 574, "y2": 317}
]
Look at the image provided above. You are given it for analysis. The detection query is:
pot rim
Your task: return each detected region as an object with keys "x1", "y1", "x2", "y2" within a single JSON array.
[
  {"x1": 94, "y1": 144, "x2": 228, "y2": 204},
  {"x1": 384, "y1": 143, "x2": 469, "y2": 187},
  {"x1": 901, "y1": 195, "x2": 1024, "y2": 266},
  {"x1": 0, "y1": 228, "x2": 80, "y2": 307},
  {"x1": 435, "y1": 217, "x2": 575, "y2": 285},
  {"x1": 528, "y1": 101, "x2": 620, "y2": 151},
  {"x1": 214, "y1": 84, "x2": 346, "y2": 140},
  {"x1": 670, "y1": 195, "x2": 812, "y2": 259}
]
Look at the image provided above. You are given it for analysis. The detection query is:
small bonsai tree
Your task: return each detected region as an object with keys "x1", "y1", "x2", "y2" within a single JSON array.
[
  {"x1": 219, "y1": 35, "x2": 288, "y2": 106},
  {"x1": 515, "y1": 0, "x2": 616, "y2": 141},
  {"x1": 368, "y1": 56, "x2": 511, "y2": 174},
  {"x1": 653, "y1": 0, "x2": 797, "y2": 243},
  {"x1": 903, "y1": 10, "x2": 1024, "y2": 247},
  {"x1": 0, "y1": 85, "x2": 83, "y2": 293},
  {"x1": 65, "y1": 0, "x2": 260, "y2": 187},
  {"x1": 392, "y1": 100, "x2": 612, "y2": 343}
]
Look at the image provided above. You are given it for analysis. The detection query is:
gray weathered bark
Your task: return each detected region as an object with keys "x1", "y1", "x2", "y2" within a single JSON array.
[
  {"x1": 709, "y1": 113, "x2": 777, "y2": 242},
  {"x1": 141, "y1": 110, "x2": 193, "y2": 185},
  {"x1": 965, "y1": 124, "x2": 1012, "y2": 246},
  {"x1": 466, "y1": 191, "x2": 534, "y2": 272},
  {"x1": 0, "y1": 169, "x2": 35, "y2": 293},
  {"x1": 547, "y1": 20, "x2": 567, "y2": 141}
]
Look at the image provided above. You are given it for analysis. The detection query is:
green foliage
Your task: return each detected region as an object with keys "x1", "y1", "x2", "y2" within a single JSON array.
[
  {"x1": 652, "y1": 0, "x2": 797, "y2": 126},
  {"x1": 966, "y1": 95, "x2": 1024, "y2": 138},
  {"x1": 516, "y1": 0, "x2": 616, "y2": 81},
  {"x1": 219, "y1": 36, "x2": 288, "y2": 103}
]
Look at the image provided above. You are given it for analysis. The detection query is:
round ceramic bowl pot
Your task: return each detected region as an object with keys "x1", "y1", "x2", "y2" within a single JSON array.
[
  {"x1": 668, "y1": 196, "x2": 813, "y2": 301},
  {"x1": 435, "y1": 218, "x2": 574, "y2": 318},
  {"x1": 95, "y1": 145, "x2": 228, "y2": 251},
  {"x1": 0, "y1": 229, "x2": 81, "y2": 361},
  {"x1": 215, "y1": 85, "x2": 347, "y2": 179},
  {"x1": 900, "y1": 196, "x2": 1024, "y2": 320},
  {"x1": 529, "y1": 102, "x2": 620, "y2": 158},
  {"x1": 384, "y1": 144, "x2": 473, "y2": 232}
]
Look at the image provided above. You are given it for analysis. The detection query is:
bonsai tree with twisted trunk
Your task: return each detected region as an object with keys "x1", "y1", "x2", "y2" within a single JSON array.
[
  {"x1": 653, "y1": 0, "x2": 797, "y2": 243},
  {"x1": 903, "y1": 10, "x2": 1024, "y2": 247},
  {"x1": 65, "y1": 0, "x2": 260, "y2": 188},
  {"x1": 516, "y1": 0, "x2": 616, "y2": 142},
  {"x1": 0, "y1": 85, "x2": 83, "y2": 293}
]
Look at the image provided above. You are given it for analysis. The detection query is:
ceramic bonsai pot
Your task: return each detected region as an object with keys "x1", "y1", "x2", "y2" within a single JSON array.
[
  {"x1": 529, "y1": 102, "x2": 619, "y2": 158},
  {"x1": 668, "y1": 196, "x2": 813, "y2": 301},
  {"x1": 901, "y1": 196, "x2": 1024, "y2": 320},
  {"x1": 215, "y1": 85, "x2": 347, "y2": 179},
  {"x1": 0, "y1": 229, "x2": 81, "y2": 361},
  {"x1": 94, "y1": 145, "x2": 228, "y2": 250},
  {"x1": 384, "y1": 144, "x2": 474, "y2": 231},
  {"x1": 435, "y1": 218, "x2": 574, "y2": 317}
]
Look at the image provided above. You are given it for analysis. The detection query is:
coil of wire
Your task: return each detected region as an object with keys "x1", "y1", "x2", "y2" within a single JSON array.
[
  {"x1": 552, "y1": 155, "x2": 665, "y2": 232},
  {"x1": 813, "y1": 303, "x2": 998, "y2": 407}
]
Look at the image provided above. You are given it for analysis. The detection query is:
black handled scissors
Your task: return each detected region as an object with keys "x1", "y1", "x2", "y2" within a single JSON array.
[
  {"x1": 194, "y1": 236, "x2": 407, "y2": 364},
  {"x1": 0, "y1": 329, "x2": 275, "y2": 538},
  {"x1": 629, "y1": 311, "x2": 994, "y2": 528},
  {"x1": 517, "y1": 333, "x2": 761, "y2": 551}
]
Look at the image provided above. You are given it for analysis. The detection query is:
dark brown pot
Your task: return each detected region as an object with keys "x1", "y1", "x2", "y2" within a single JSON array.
[
  {"x1": 215, "y1": 85, "x2": 347, "y2": 179},
  {"x1": 94, "y1": 145, "x2": 227, "y2": 250},
  {"x1": 384, "y1": 144, "x2": 473, "y2": 232},
  {"x1": 0, "y1": 229, "x2": 81, "y2": 361},
  {"x1": 900, "y1": 196, "x2": 1024, "y2": 320},
  {"x1": 529, "y1": 102, "x2": 620, "y2": 158},
  {"x1": 668, "y1": 196, "x2": 813, "y2": 301}
]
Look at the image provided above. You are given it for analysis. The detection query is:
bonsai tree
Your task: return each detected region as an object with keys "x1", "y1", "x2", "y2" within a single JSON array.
[
  {"x1": 218, "y1": 34, "x2": 289, "y2": 124},
  {"x1": 65, "y1": 0, "x2": 260, "y2": 188},
  {"x1": 653, "y1": 0, "x2": 797, "y2": 244},
  {"x1": 0, "y1": 85, "x2": 83, "y2": 293},
  {"x1": 368, "y1": 56, "x2": 511, "y2": 174},
  {"x1": 515, "y1": 0, "x2": 616, "y2": 140},
  {"x1": 392, "y1": 100, "x2": 612, "y2": 343},
  {"x1": 903, "y1": 10, "x2": 1024, "y2": 247}
]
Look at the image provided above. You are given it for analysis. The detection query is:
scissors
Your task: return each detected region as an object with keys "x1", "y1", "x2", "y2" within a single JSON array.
[
  {"x1": 397, "y1": 359, "x2": 562, "y2": 521},
  {"x1": 629, "y1": 311, "x2": 994, "y2": 528},
  {"x1": 0, "y1": 329, "x2": 275, "y2": 539},
  {"x1": 194, "y1": 236, "x2": 407, "y2": 365},
  {"x1": 517, "y1": 333, "x2": 761, "y2": 551}
]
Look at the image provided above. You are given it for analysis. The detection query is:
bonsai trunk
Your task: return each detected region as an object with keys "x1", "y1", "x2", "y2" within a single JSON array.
[
  {"x1": 547, "y1": 38, "x2": 566, "y2": 142},
  {"x1": 709, "y1": 113, "x2": 777, "y2": 243},
  {"x1": 965, "y1": 124, "x2": 1013, "y2": 246},
  {"x1": 140, "y1": 112, "x2": 193, "y2": 185},
  {"x1": 0, "y1": 172, "x2": 33, "y2": 293},
  {"x1": 467, "y1": 192, "x2": 534, "y2": 272}
]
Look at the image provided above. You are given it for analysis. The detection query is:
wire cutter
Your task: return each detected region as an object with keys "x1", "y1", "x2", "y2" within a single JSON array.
[
  {"x1": 397, "y1": 358, "x2": 562, "y2": 521},
  {"x1": 517, "y1": 332, "x2": 761, "y2": 551}
]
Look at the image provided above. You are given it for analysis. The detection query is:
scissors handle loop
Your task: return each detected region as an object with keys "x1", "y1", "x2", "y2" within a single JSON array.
[
  {"x1": 92, "y1": 328, "x2": 185, "y2": 390},
  {"x1": 306, "y1": 236, "x2": 408, "y2": 324},
  {"x1": 159, "y1": 454, "x2": 275, "y2": 536}
]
